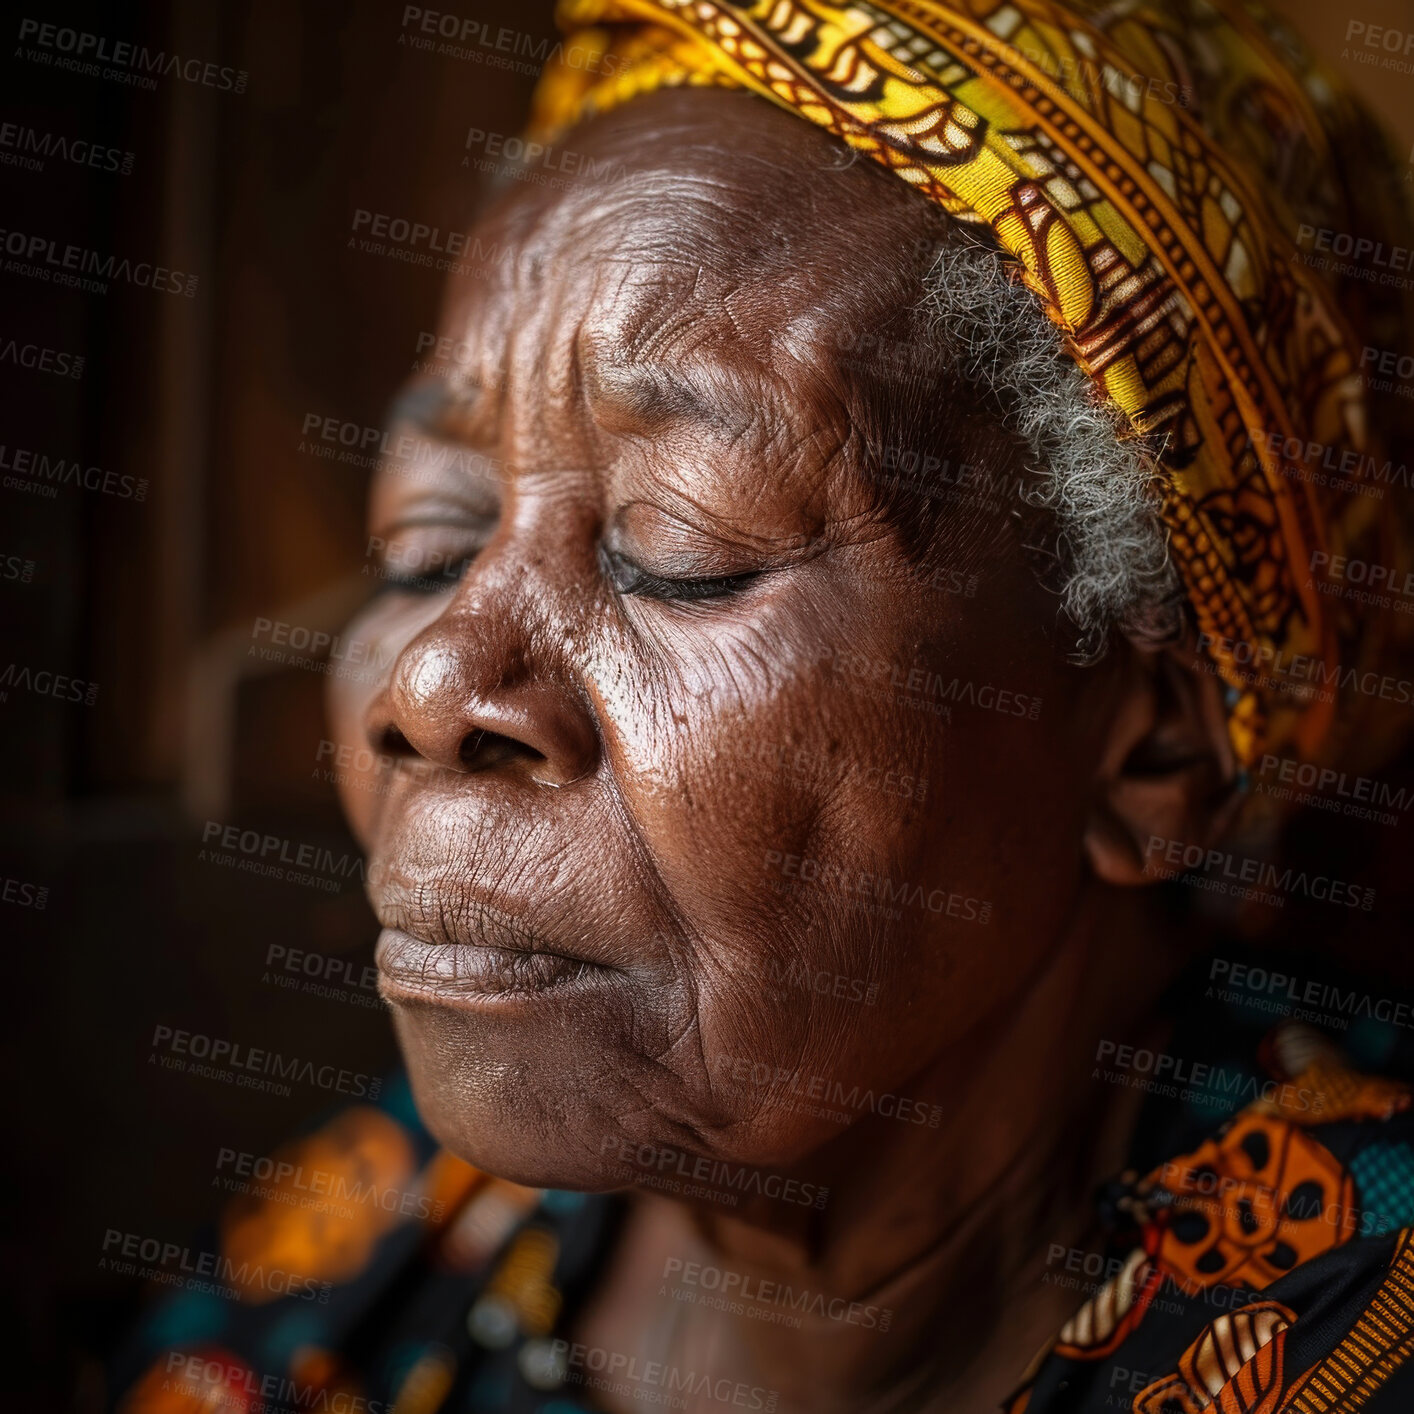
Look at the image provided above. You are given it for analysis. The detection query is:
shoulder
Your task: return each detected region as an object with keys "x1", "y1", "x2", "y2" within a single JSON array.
[{"x1": 1011, "y1": 1024, "x2": 1414, "y2": 1414}]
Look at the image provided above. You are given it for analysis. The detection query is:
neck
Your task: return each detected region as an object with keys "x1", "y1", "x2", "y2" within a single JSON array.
[{"x1": 668, "y1": 887, "x2": 1179, "y2": 1413}]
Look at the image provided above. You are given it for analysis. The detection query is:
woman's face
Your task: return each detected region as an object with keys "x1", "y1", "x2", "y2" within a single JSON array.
[{"x1": 327, "y1": 90, "x2": 1124, "y2": 1189}]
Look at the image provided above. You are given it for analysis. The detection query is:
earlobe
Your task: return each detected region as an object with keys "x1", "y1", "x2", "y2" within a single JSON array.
[{"x1": 1082, "y1": 640, "x2": 1240, "y2": 887}]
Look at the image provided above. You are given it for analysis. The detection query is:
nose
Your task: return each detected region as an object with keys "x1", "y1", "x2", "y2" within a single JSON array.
[{"x1": 368, "y1": 608, "x2": 599, "y2": 787}]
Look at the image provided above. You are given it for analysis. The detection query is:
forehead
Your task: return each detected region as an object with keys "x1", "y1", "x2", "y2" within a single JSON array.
[
  {"x1": 434, "y1": 89, "x2": 939, "y2": 422},
  {"x1": 370, "y1": 89, "x2": 986, "y2": 549}
]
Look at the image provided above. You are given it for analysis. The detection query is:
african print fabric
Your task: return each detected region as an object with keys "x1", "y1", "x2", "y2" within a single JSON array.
[
  {"x1": 529, "y1": 0, "x2": 1414, "y2": 769},
  {"x1": 108, "y1": 1076, "x2": 624, "y2": 1414},
  {"x1": 109, "y1": 1022, "x2": 1414, "y2": 1413},
  {"x1": 1007, "y1": 1023, "x2": 1414, "y2": 1413}
]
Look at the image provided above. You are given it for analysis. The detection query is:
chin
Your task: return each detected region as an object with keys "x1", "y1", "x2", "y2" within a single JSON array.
[
  {"x1": 388, "y1": 993, "x2": 846, "y2": 1195},
  {"x1": 388, "y1": 998, "x2": 663, "y2": 1192}
]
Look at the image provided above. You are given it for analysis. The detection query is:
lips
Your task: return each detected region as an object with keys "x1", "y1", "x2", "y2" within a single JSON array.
[
  {"x1": 375, "y1": 925, "x2": 603, "y2": 1003},
  {"x1": 364, "y1": 789, "x2": 660, "y2": 1006},
  {"x1": 371, "y1": 868, "x2": 630, "y2": 1007}
]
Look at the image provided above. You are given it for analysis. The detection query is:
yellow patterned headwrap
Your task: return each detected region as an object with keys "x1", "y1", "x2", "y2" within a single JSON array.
[{"x1": 529, "y1": 0, "x2": 1414, "y2": 769}]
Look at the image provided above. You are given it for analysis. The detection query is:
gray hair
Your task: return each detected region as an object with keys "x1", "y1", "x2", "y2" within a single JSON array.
[{"x1": 920, "y1": 237, "x2": 1184, "y2": 658}]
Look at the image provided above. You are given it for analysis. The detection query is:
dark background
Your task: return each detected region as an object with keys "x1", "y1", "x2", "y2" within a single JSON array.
[{"x1": 1, "y1": 1, "x2": 1410, "y2": 1406}]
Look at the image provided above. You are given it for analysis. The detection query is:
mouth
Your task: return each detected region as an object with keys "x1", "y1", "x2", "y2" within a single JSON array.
[{"x1": 375, "y1": 926, "x2": 616, "y2": 1007}]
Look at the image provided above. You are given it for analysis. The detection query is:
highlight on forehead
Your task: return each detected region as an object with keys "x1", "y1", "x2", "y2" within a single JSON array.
[
  {"x1": 435, "y1": 197, "x2": 916, "y2": 461},
  {"x1": 383, "y1": 87, "x2": 1027, "y2": 563},
  {"x1": 455, "y1": 88, "x2": 946, "y2": 320}
]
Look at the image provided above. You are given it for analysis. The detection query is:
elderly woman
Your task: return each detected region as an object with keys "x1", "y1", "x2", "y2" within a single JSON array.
[{"x1": 118, "y1": 0, "x2": 1414, "y2": 1410}]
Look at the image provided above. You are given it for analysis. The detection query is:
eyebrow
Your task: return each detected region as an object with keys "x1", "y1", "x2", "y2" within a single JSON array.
[
  {"x1": 386, "y1": 348, "x2": 830, "y2": 466},
  {"x1": 584, "y1": 360, "x2": 723, "y2": 430},
  {"x1": 585, "y1": 352, "x2": 814, "y2": 460}
]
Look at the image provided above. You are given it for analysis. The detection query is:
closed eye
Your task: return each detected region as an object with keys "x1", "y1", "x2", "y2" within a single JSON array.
[
  {"x1": 376, "y1": 555, "x2": 474, "y2": 597},
  {"x1": 599, "y1": 548, "x2": 761, "y2": 603}
]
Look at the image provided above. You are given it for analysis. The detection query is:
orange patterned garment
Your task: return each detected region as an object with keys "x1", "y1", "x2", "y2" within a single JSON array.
[{"x1": 1004, "y1": 1026, "x2": 1414, "y2": 1412}]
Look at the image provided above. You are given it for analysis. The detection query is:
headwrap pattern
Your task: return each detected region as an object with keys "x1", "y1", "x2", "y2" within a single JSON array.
[{"x1": 530, "y1": 0, "x2": 1414, "y2": 768}]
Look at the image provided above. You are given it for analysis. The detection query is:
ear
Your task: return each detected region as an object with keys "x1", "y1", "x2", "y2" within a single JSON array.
[{"x1": 1083, "y1": 638, "x2": 1242, "y2": 886}]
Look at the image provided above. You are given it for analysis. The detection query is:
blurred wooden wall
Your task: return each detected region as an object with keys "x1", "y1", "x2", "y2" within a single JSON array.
[{"x1": 1, "y1": 0, "x2": 1408, "y2": 1404}]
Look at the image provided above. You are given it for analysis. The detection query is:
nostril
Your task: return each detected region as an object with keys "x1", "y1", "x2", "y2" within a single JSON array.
[
  {"x1": 460, "y1": 729, "x2": 545, "y2": 772},
  {"x1": 377, "y1": 724, "x2": 417, "y2": 759}
]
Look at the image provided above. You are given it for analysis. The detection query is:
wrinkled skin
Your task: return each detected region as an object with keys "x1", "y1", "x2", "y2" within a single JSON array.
[{"x1": 327, "y1": 88, "x2": 1230, "y2": 1410}]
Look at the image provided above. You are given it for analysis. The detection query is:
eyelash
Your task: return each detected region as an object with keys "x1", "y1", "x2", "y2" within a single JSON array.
[
  {"x1": 377, "y1": 556, "x2": 474, "y2": 597},
  {"x1": 376, "y1": 547, "x2": 759, "y2": 604},
  {"x1": 599, "y1": 549, "x2": 760, "y2": 603}
]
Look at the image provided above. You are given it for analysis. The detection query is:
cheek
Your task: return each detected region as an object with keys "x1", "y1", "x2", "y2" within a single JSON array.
[
  {"x1": 600, "y1": 578, "x2": 1093, "y2": 1132},
  {"x1": 578, "y1": 609, "x2": 976, "y2": 1128},
  {"x1": 901, "y1": 595, "x2": 1098, "y2": 1035},
  {"x1": 907, "y1": 699, "x2": 1091, "y2": 1038}
]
